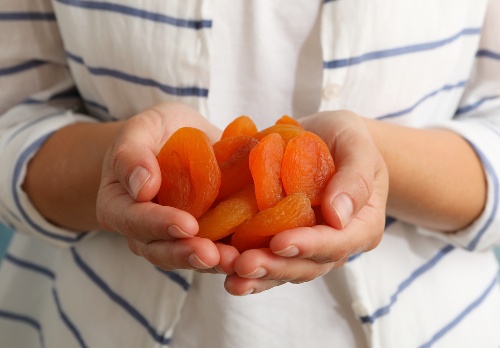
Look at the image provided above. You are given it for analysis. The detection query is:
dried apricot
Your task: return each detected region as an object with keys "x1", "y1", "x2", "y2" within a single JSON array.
[
  {"x1": 221, "y1": 115, "x2": 258, "y2": 139},
  {"x1": 213, "y1": 136, "x2": 259, "y2": 199},
  {"x1": 249, "y1": 133, "x2": 286, "y2": 211},
  {"x1": 275, "y1": 115, "x2": 303, "y2": 128},
  {"x1": 281, "y1": 131, "x2": 335, "y2": 206},
  {"x1": 254, "y1": 124, "x2": 304, "y2": 144},
  {"x1": 157, "y1": 127, "x2": 221, "y2": 218},
  {"x1": 197, "y1": 185, "x2": 259, "y2": 241},
  {"x1": 231, "y1": 193, "x2": 316, "y2": 252}
]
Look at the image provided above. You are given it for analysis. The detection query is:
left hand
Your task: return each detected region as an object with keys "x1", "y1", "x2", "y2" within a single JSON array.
[{"x1": 223, "y1": 110, "x2": 389, "y2": 295}]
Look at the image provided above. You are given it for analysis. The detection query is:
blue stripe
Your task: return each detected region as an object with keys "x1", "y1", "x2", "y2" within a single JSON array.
[
  {"x1": 419, "y1": 271, "x2": 499, "y2": 348},
  {"x1": 5, "y1": 253, "x2": 55, "y2": 280},
  {"x1": 5, "y1": 254, "x2": 87, "y2": 347},
  {"x1": 84, "y1": 99, "x2": 109, "y2": 113},
  {"x1": 70, "y1": 248, "x2": 171, "y2": 345},
  {"x1": 376, "y1": 80, "x2": 466, "y2": 120},
  {"x1": 66, "y1": 51, "x2": 209, "y2": 98},
  {"x1": 52, "y1": 289, "x2": 88, "y2": 348},
  {"x1": 360, "y1": 245, "x2": 455, "y2": 324},
  {"x1": 455, "y1": 95, "x2": 499, "y2": 116},
  {"x1": 12, "y1": 134, "x2": 87, "y2": 243},
  {"x1": 0, "y1": 310, "x2": 44, "y2": 348},
  {"x1": 52, "y1": 88, "x2": 81, "y2": 99},
  {"x1": 7, "y1": 112, "x2": 63, "y2": 142},
  {"x1": 155, "y1": 268, "x2": 190, "y2": 291},
  {"x1": 324, "y1": 28, "x2": 481, "y2": 69},
  {"x1": 22, "y1": 89, "x2": 81, "y2": 105},
  {"x1": 476, "y1": 49, "x2": 500, "y2": 60},
  {"x1": 323, "y1": 0, "x2": 338, "y2": 3},
  {"x1": 0, "y1": 12, "x2": 56, "y2": 21},
  {"x1": 0, "y1": 60, "x2": 46, "y2": 77},
  {"x1": 56, "y1": 0, "x2": 212, "y2": 29},
  {"x1": 347, "y1": 217, "x2": 397, "y2": 262},
  {"x1": 465, "y1": 139, "x2": 500, "y2": 251}
]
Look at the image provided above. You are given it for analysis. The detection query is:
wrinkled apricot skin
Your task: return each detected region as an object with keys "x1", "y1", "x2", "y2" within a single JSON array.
[
  {"x1": 231, "y1": 193, "x2": 316, "y2": 252},
  {"x1": 157, "y1": 127, "x2": 221, "y2": 218},
  {"x1": 221, "y1": 115, "x2": 258, "y2": 139},
  {"x1": 281, "y1": 132, "x2": 335, "y2": 206},
  {"x1": 249, "y1": 133, "x2": 286, "y2": 211},
  {"x1": 197, "y1": 185, "x2": 259, "y2": 241},
  {"x1": 254, "y1": 124, "x2": 304, "y2": 144},
  {"x1": 213, "y1": 136, "x2": 259, "y2": 199},
  {"x1": 155, "y1": 116, "x2": 337, "y2": 252},
  {"x1": 275, "y1": 115, "x2": 303, "y2": 128}
]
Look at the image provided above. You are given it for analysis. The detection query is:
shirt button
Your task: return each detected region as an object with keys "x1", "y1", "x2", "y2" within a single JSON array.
[{"x1": 323, "y1": 84, "x2": 342, "y2": 100}]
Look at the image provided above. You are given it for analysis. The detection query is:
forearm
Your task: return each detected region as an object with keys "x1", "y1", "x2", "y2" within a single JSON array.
[
  {"x1": 22, "y1": 121, "x2": 124, "y2": 232},
  {"x1": 364, "y1": 118, "x2": 487, "y2": 232}
]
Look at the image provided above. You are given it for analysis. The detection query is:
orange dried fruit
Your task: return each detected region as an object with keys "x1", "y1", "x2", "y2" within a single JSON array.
[
  {"x1": 275, "y1": 115, "x2": 303, "y2": 128},
  {"x1": 254, "y1": 124, "x2": 304, "y2": 144},
  {"x1": 231, "y1": 193, "x2": 316, "y2": 252},
  {"x1": 221, "y1": 115, "x2": 258, "y2": 139},
  {"x1": 213, "y1": 135, "x2": 259, "y2": 199},
  {"x1": 157, "y1": 127, "x2": 221, "y2": 218},
  {"x1": 281, "y1": 131, "x2": 335, "y2": 206},
  {"x1": 249, "y1": 133, "x2": 286, "y2": 211},
  {"x1": 197, "y1": 185, "x2": 259, "y2": 241}
]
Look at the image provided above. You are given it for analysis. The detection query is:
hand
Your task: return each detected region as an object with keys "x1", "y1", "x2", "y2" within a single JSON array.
[
  {"x1": 96, "y1": 102, "x2": 239, "y2": 273},
  {"x1": 224, "y1": 110, "x2": 389, "y2": 295}
]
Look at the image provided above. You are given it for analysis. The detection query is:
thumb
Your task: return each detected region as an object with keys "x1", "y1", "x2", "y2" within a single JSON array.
[
  {"x1": 104, "y1": 112, "x2": 162, "y2": 202},
  {"x1": 321, "y1": 128, "x2": 380, "y2": 230}
]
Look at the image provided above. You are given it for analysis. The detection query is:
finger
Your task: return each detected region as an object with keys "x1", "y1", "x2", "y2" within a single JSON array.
[
  {"x1": 214, "y1": 243, "x2": 240, "y2": 275},
  {"x1": 233, "y1": 249, "x2": 334, "y2": 284},
  {"x1": 224, "y1": 274, "x2": 285, "y2": 296},
  {"x1": 127, "y1": 237, "x2": 220, "y2": 271},
  {"x1": 103, "y1": 110, "x2": 164, "y2": 202},
  {"x1": 96, "y1": 183, "x2": 198, "y2": 242},
  {"x1": 270, "y1": 208, "x2": 385, "y2": 264}
]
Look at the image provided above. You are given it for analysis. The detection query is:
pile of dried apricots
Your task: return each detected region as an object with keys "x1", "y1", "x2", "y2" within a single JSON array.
[{"x1": 156, "y1": 115, "x2": 335, "y2": 252}]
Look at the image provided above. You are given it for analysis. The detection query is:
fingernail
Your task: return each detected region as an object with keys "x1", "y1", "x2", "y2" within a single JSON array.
[
  {"x1": 274, "y1": 245, "x2": 299, "y2": 257},
  {"x1": 241, "y1": 267, "x2": 267, "y2": 279},
  {"x1": 240, "y1": 288, "x2": 255, "y2": 296},
  {"x1": 128, "y1": 166, "x2": 150, "y2": 199},
  {"x1": 331, "y1": 193, "x2": 353, "y2": 228},
  {"x1": 188, "y1": 254, "x2": 211, "y2": 269},
  {"x1": 167, "y1": 225, "x2": 191, "y2": 238}
]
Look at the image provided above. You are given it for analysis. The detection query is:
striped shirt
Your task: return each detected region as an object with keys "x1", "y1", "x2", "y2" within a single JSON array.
[{"x1": 1, "y1": 0, "x2": 500, "y2": 347}]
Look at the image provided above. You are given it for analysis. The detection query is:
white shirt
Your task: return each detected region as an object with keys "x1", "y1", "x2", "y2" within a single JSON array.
[
  {"x1": 173, "y1": 4, "x2": 362, "y2": 347},
  {"x1": 1, "y1": 1, "x2": 500, "y2": 347}
]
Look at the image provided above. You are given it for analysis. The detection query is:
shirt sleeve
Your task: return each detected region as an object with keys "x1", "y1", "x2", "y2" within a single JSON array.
[
  {"x1": 0, "y1": 0, "x2": 100, "y2": 247},
  {"x1": 417, "y1": 0, "x2": 500, "y2": 251}
]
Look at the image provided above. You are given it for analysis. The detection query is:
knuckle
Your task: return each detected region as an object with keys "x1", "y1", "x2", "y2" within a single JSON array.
[
  {"x1": 121, "y1": 215, "x2": 133, "y2": 236},
  {"x1": 95, "y1": 198, "x2": 114, "y2": 232},
  {"x1": 110, "y1": 143, "x2": 129, "y2": 176},
  {"x1": 290, "y1": 269, "x2": 325, "y2": 284},
  {"x1": 354, "y1": 172, "x2": 373, "y2": 204}
]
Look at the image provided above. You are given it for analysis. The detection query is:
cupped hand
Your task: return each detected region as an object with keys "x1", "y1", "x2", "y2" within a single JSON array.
[
  {"x1": 96, "y1": 102, "x2": 238, "y2": 274},
  {"x1": 224, "y1": 111, "x2": 389, "y2": 295}
]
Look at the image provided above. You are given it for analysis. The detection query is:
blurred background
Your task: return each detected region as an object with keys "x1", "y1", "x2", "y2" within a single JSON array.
[
  {"x1": 1, "y1": 223, "x2": 500, "y2": 264},
  {"x1": 1, "y1": 223, "x2": 13, "y2": 262}
]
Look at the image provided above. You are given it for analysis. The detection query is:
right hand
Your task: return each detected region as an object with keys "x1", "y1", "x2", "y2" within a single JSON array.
[{"x1": 96, "y1": 102, "x2": 239, "y2": 273}]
